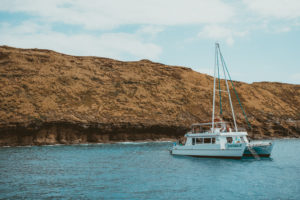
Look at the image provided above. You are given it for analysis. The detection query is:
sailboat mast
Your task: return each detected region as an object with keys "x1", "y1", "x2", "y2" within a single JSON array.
[
  {"x1": 211, "y1": 43, "x2": 218, "y2": 132},
  {"x1": 217, "y1": 45, "x2": 238, "y2": 132}
]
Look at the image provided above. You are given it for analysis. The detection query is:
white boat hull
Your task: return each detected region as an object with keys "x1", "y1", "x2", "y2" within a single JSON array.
[
  {"x1": 243, "y1": 142, "x2": 273, "y2": 157},
  {"x1": 171, "y1": 143, "x2": 246, "y2": 159}
]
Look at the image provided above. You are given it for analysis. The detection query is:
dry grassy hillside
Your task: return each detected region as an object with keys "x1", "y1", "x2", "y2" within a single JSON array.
[{"x1": 0, "y1": 46, "x2": 299, "y2": 146}]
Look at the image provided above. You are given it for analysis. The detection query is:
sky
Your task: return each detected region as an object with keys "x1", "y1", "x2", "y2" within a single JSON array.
[{"x1": 0, "y1": 0, "x2": 300, "y2": 84}]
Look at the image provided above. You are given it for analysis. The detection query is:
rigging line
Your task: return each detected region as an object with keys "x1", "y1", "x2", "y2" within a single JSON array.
[
  {"x1": 218, "y1": 45, "x2": 238, "y2": 132},
  {"x1": 217, "y1": 46, "x2": 222, "y2": 115},
  {"x1": 219, "y1": 50, "x2": 252, "y2": 129}
]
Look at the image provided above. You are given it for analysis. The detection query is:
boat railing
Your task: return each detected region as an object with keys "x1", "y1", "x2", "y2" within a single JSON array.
[{"x1": 190, "y1": 127, "x2": 247, "y2": 134}]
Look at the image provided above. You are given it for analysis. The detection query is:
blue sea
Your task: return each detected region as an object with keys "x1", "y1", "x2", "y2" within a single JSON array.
[{"x1": 1, "y1": 139, "x2": 300, "y2": 199}]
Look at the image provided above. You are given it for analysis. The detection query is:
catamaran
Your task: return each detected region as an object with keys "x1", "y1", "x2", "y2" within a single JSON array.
[{"x1": 170, "y1": 43, "x2": 273, "y2": 159}]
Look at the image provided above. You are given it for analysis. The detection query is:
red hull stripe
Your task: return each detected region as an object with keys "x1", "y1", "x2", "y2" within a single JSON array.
[{"x1": 189, "y1": 155, "x2": 242, "y2": 159}]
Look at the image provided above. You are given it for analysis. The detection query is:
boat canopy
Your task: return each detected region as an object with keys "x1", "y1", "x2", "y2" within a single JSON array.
[{"x1": 191, "y1": 121, "x2": 229, "y2": 134}]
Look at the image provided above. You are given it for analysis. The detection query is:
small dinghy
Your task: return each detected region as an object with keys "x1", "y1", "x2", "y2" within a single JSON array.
[{"x1": 170, "y1": 43, "x2": 273, "y2": 159}]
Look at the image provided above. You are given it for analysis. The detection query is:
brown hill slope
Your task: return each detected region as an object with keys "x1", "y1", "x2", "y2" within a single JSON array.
[{"x1": 0, "y1": 46, "x2": 299, "y2": 146}]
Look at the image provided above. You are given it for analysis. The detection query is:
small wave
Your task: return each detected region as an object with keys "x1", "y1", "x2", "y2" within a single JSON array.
[
  {"x1": 117, "y1": 141, "x2": 173, "y2": 145},
  {"x1": 44, "y1": 144, "x2": 65, "y2": 147},
  {"x1": 16, "y1": 145, "x2": 33, "y2": 148},
  {"x1": 117, "y1": 141, "x2": 148, "y2": 145},
  {"x1": 154, "y1": 141, "x2": 174, "y2": 143},
  {"x1": 0, "y1": 140, "x2": 175, "y2": 148}
]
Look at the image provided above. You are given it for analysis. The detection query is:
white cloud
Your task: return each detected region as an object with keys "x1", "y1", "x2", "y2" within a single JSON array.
[
  {"x1": 0, "y1": 21, "x2": 52, "y2": 34},
  {"x1": 0, "y1": 22, "x2": 162, "y2": 60},
  {"x1": 137, "y1": 25, "x2": 164, "y2": 36},
  {"x1": 0, "y1": 0, "x2": 235, "y2": 29},
  {"x1": 1, "y1": 0, "x2": 299, "y2": 63},
  {"x1": 0, "y1": 0, "x2": 235, "y2": 57},
  {"x1": 198, "y1": 25, "x2": 248, "y2": 45},
  {"x1": 243, "y1": 0, "x2": 300, "y2": 19},
  {"x1": 241, "y1": 0, "x2": 300, "y2": 35},
  {"x1": 274, "y1": 26, "x2": 291, "y2": 33}
]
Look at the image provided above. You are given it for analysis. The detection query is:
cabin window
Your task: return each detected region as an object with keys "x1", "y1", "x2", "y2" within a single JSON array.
[
  {"x1": 241, "y1": 137, "x2": 245, "y2": 143},
  {"x1": 226, "y1": 137, "x2": 233, "y2": 144},
  {"x1": 204, "y1": 138, "x2": 211, "y2": 144},
  {"x1": 192, "y1": 138, "x2": 195, "y2": 145},
  {"x1": 235, "y1": 137, "x2": 241, "y2": 143},
  {"x1": 196, "y1": 138, "x2": 203, "y2": 144},
  {"x1": 212, "y1": 138, "x2": 216, "y2": 144}
]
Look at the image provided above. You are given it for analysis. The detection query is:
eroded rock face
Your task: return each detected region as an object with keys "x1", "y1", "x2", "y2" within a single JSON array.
[
  {"x1": 0, "y1": 122, "x2": 185, "y2": 146},
  {"x1": 0, "y1": 46, "x2": 299, "y2": 146}
]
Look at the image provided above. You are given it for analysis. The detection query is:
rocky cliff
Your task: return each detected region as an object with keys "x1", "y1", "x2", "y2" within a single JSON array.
[{"x1": 0, "y1": 46, "x2": 299, "y2": 146}]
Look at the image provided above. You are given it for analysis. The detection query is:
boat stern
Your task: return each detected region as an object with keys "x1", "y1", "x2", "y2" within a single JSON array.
[{"x1": 244, "y1": 141, "x2": 273, "y2": 157}]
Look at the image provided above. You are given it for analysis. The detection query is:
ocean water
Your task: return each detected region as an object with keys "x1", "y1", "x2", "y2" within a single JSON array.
[{"x1": 1, "y1": 139, "x2": 300, "y2": 199}]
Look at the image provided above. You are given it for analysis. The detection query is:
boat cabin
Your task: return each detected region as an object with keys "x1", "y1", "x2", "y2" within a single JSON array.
[{"x1": 180, "y1": 121, "x2": 249, "y2": 147}]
